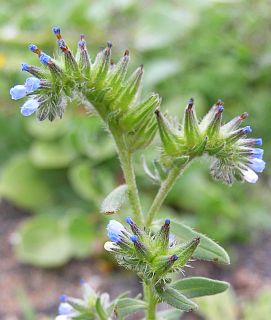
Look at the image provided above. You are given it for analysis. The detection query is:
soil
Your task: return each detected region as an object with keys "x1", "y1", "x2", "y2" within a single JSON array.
[{"x1": 1, "y1": 200, "x2": 271, "y2": 320}]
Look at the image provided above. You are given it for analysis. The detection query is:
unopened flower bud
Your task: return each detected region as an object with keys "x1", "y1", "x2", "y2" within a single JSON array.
[
  {"x1": 183, "y1": 98, "x2": 200, "y2": 145},
  {"x1": 77, "y1": 34, "x2": 91, "y2": 73},
  {"x1": 130, "y1": 235, "x2": 151, "y2": 261},
  {"x1": 106, "y1": 49, "x2": 130, "y2": 93},
  {"x1": 153, "y1": 254, "x2": 179, "y2": 278},
  {"x1": 174, "y1": 237, "x2": 200, "y2": 268},
  {"x1": 10, "y1": 85, "x2": 27, "y2": 100},
  {"x1": 125, "y1": 217, "x2": 144, "y2": 238},
  {"x1": 52, "y1": 26, "x2": 78, "y2": 72},
  {"x1": 91, "y1": 43, "x2": 112, "y2": 86},
  {"x1": 205, "y1": 100, "x2": 224, "y2": 138},
  {"x1": 112, "y1": 65, "x2": 144, "y2": 113},
  {"x1": 155, "y1": 109, "x2": 182, "y2": 156},
  {"x1": 155, "y1": 218, "x2": 171, "y2": 253}
]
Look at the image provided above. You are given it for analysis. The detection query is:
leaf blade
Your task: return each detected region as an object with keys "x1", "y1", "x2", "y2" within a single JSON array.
[
  {"x1": 156, "y1": 286, "x2": 198, "y2": 311},
  {"x1": 171, "y1": 277, "x2": 229, "y2": 298},
  {"x1": 115, "y1": 298, "x2": 146, "y2": 317},
  {"x1": 101, "y1": 184, "x2": 128, "y2": 215},
  {"x1": 170, "y1": 220, "x2": 230, "y2": 264}
]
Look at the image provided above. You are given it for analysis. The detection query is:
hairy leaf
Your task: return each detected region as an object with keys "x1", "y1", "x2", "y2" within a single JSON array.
[
  {"x1": 101, "y1": 184, "x2": 128, "y2": 215},
  {"x1": 170, "y1": 220, "x2": 230, "y2": 264},
  {"x1": 171, "y1": 277, "x2": 229, "y2": 298},
  {"x1": 115, "y1": 298, "x2": 146, "y2": 317},
  {"x1": 156, "y1": 286, "x2": 198, "y2": 311}
]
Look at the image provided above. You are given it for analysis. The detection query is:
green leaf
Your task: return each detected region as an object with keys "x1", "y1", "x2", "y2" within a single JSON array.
[
  {"x1": 68, "y1": 161, "x2": 99, "y2": 203},
  {"x1": 66, "y1": 211, "x2": 95, "y2": 258},
  {"x1": 100, "y1": 184, "x2": 128, "y2": 215},
  {"x1": 29, "y1": 140, "x2": 76, "y2": 169},
  {"x1": 68, "y1": 161, "x2": 115, "y2": 206},
  {"x1": 170, "y1": 220, "x2": 230, "y2": 264},
  {"x1": 156, "y1": 286, "x2": 198, "y2": 311},
  {"x1": 171, "y1": 277, "x2": 229, "y2": 298},
  {"x1": 95, "y1": 297, "x2": 108, "y2": 320},
  {"x1": 0, "y1": 154, "x2": 54, "y2": 211},
  {"x1": 15, "y1": 212, "x2": 95, "y2": 267},
  {"x1": 71, "y1": 116, "x2": 116, "y2": 162},
  {"x1": 25, "y1": 117, "x2": 68, "y2": 140},
  {"x1": 116, "y1": 298, "x2": 146, "y2": 317},
  {"x1": 156, "y1": 309, "x2": 183, "y2": 320},
  {"x1": 15, "y1": 215, "x2": 71, "y2": 267}
]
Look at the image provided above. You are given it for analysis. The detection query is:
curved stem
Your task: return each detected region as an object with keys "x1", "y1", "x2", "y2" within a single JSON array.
[
  {"x1": 112, "y1": 129, "x2": 144, "y2": 224},
  {"x1": 146, "y1": 164, "x2": 187, "y2": 228}
]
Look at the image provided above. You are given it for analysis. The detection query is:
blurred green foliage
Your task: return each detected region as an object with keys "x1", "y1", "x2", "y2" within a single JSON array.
[
  {"x1": 0, "y1": 0, "x2": 271, "y2": 266},
  {"x1": 196, "y1": 288, "x2": 271, "y2": 320}
]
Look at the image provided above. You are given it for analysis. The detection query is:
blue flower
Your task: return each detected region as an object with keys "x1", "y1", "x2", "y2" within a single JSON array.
[
  {"x1": 240, "y1": 167, "x2": 258, "y2": 184},
  {"x1": 21, "y1": 63, "x2": 29, "y2": 71},
  {"x1": 25, "y1": 77, "x2": 41, "y2": 92},
  {"x1": 20, "y1": 99, "x2": 40, "y2": 116},
  {"x1": 55, "y1": 316, "x2": 71, "y2": 320},
  {"x1": 59, "y1": 294, "x2": 68, "y2": 303},
  {"x1": 58, "y1": 302, "x2": 74, "y2": 316},
  {"x1": 130, "y1": 235, "x2": 138, "y2": 242},
  {"x1": 28, "y1": 44, "x2": 38, "y2": 52},
  {"x1": 255, "y1": 138, "x2": 262, "y2": 146},
  {"x1": 106, "y1": 220, "x2": 126, "y2": 243},
  {"x1": 39, "y1": 53, "x2": 51, "y2": 65},
  {"x1": 125, "y1": 217, "x2": 133, "y2": 225},
  {"x1": 250, "y1": 148, "x2": 264, "y2": 159},
  {"x1": 52, "y1": 26, "x2": 61, "y2": 35},
  {"x1": 248, "y1": 158, "x2": 265, "y2": 173},
  {"x1": 10, "y1": 85, "x2": 27, "y2": 100},
  {"x1": 243, "y1": 126, "x2": 252, "y2": 134}
]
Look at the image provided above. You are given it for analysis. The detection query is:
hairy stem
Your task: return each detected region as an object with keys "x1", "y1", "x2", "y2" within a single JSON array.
[
  {"x1": 111, "y1": 129, "x2": 144, "y2": 224},
  {"x1": 144, "y1": 283, "x2": 156, "y2": 320},
  {"x1": 146, "y1": 164, "x2": 188, "y2": 227}
]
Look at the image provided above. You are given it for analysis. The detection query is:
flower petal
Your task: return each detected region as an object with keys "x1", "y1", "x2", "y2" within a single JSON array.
[
  {"x1": 248, "y1": 158, "x2": 265, "y2": 173},
  {"x1": 10, "y1": 85, "x2": 27, "y2": 100},
  {"x1": 20, "y1": 99, "x2": 40, "y2": 116},
  {"x1": 240, "y1": 167, "x2": 258, "y2": 183}
]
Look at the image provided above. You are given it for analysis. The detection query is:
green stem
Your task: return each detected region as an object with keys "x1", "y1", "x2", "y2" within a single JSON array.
[
  {"x1": 112, "y1": 129, "x2": 144, "y2": 224},
  {"x1": 146, "y1": 164, "x2": 187, "y2": 228},
  {"x1": 144, "y1": 283, "x2": 156, "y2": 320}
]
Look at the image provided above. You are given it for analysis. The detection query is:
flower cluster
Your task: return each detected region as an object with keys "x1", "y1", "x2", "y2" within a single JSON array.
[
  {"x1": 9, "y1": 27, "x2": 159, "y2": 152},
  {"x1": 155, "y1": 99, "x2": 265, "y2": 184},
  {"x1": 105, "y1": 218, "x2": 200, "y2": 287},
  {"x1": 55, "y1": 280, "x2": 110, "y2": 320},
  {"x1": 10, "y1": 77, "x2": 44, "y2": 116}
]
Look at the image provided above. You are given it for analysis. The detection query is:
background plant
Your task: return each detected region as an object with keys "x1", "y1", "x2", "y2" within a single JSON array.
[
  {"x1": 10, "y1": 4, "x2": 270, "y2": 315},
  {"x1": 1, "y1": 0, "x2": 271, "y2": 269}
]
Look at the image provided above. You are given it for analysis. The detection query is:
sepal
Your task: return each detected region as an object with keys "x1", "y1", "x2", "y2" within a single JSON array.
[
  {"x1": 155, "y1": 98, "x2": 264, "y2": 185},
  {"x1": 91, "y1": 42, "x2": 112, "y2": 86},
  {"x1": 106, "y1": 49, "x2": 129, "y2": 93},
  {"x1": 111, "y1": 65, "x2": 144, "y2": 112},
  {"x1": 155, "y1": 109, "x2": 182, "y2": 156},
  {"x1": 183, "y1": 98, "x2": 200, "y2": 146}
]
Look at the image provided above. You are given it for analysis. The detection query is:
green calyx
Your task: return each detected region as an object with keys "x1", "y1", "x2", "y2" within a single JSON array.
[
  {"x1": 155, "y1": 98, "x2": 252, "y2": 185},
  {"x1": 107, "y1": 219, "x2": 200, "y2": 284},
  {"x1": 23, "y1": 31, "x2": 161, "y2": 152}
]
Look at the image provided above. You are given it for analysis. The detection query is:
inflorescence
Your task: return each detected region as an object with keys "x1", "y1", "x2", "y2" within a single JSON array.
[
  {"x1": 105, "y1": 218, "x2": 199, "y2": 287},
  {"x1": 154, "y1": 99, "x2": 265, "y2": 184},
  {"x1": 9, "y1": 27, "x2": 265, "y2": 185}
]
